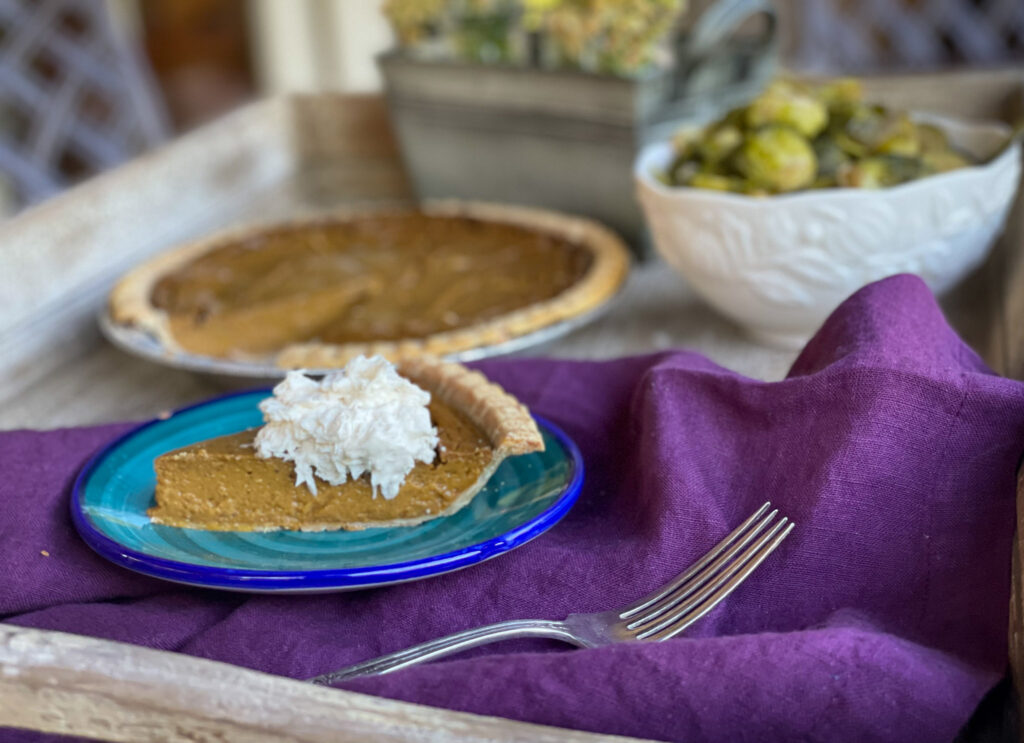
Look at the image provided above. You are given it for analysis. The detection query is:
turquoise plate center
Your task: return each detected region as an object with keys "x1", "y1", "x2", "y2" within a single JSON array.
[{"x1": 71, "y1": 389, "x2": 583, "y2": 593}]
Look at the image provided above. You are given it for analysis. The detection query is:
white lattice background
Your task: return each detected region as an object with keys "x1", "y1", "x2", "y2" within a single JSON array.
[
  {"x1": 0, "y1": 0, "x2": 166, "y2": 209},
  {"x1": 787, "y1": 0, "x2": 1024, "y2": 73}
]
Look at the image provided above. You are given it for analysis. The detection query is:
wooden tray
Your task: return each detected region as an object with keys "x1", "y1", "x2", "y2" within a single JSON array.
[
  {"x1": 1, "y1": 69, "x2": 1024, "y2": 741},
  {"x1": 0, "y1": 94, "x2": 806, "y2": 429}
]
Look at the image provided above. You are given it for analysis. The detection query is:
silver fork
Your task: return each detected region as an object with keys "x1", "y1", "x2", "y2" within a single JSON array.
[{"x1": 309, "y1": 502, "x2": 793, "y2": 685}]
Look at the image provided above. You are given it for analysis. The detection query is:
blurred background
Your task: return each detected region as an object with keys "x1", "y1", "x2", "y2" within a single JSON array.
[{"x1": 2, "y1": 0, "x2": 1023, "y2": 220}]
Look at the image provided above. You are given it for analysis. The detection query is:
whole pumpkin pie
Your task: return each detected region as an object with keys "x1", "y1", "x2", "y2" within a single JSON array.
[
  {"x1": 109, "y1": 202, "x2": 630, "y2": 367},
  {"x1": 149, "y1": 356, "x2": 544, "y2": 532}
]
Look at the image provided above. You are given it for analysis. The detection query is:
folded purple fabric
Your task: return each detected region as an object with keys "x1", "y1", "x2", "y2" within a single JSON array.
[{"x1": 4, "y1": 274, "x2": 1024, "y2": 743}]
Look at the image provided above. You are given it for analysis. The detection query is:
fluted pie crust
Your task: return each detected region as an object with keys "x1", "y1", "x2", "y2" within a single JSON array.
[
  {"x1": 109, "y1": 201, "x2": 631, "y2": 368},
  {"x1": 148, "y1": 358, "x2": 545, "y2": 532}
]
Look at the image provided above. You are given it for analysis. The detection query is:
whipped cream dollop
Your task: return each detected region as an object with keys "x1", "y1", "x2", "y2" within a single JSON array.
[{"x1": 254, "y1": 356, "x2": 439, "y2": 499}]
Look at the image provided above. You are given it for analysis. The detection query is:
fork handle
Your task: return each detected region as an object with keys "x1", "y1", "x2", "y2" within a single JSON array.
[{"x1": 308, "y1": 619, "x2": 580, "y2": 685}]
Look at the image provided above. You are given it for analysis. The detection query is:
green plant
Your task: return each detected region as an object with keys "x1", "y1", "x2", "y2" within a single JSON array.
[
  {"x1": 385, "y1": 0, "x2": 688, "y2": 76},
  {"x1": 383, "y1": 0, "x2": 449, "y2": 45}
]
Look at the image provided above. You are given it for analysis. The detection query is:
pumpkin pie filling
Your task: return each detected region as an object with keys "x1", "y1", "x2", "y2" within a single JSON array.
[
  {"x1": 149, "y1": 214, "x2": 594, "y2": 359},
  {"x1": 150, "y1": 400, "x2": 494, "y2": 532}
]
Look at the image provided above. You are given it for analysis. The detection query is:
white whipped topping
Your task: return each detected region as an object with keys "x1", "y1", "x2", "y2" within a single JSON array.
[{"x1": 254, "y1": 356, "x2": 439, "y2": 499}]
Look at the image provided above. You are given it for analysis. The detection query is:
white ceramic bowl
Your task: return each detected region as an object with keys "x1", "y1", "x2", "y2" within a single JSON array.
[{"x1": 635, "y1": 115, "x2": 1021, "y2": 348}]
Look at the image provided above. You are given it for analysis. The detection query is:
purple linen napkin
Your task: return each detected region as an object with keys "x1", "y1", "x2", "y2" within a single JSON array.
[{"x1": 4, "y1": 274, "x2": 1024, "y2": 743}]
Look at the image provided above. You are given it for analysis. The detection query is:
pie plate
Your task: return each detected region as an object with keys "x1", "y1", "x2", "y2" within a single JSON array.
[
  {"x1": 99, "y1": 202, "x2": 631, "y2": 381},
  {"x1": 98, "y1": 297, "x2": 619, "y2": 380},
  {"x1": 71, "y1": 389, "x2": 583, "y2": 593}
]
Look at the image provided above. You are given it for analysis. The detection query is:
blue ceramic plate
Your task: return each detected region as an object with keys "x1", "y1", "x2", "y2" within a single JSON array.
[{"x1": 71, "y1": 390, "x2": 583, "y2": 593}]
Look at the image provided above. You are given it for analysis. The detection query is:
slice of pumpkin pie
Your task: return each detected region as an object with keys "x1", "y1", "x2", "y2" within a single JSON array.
[{"x1": 149, "y1": 356, "x2": 543, "y2": 532}]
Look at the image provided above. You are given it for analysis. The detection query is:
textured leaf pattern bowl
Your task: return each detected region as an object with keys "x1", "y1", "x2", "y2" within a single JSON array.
[{"x1": 635, "y1": 114, "x2": 1021, "y2": 348}]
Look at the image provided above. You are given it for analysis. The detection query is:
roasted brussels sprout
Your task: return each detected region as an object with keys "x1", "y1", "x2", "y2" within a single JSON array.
[
  {"x1": 745, "y1": 81, "x2": 828, "y2": 138},
  {"x1": 697, "y1": 123, "x2": 743, "y2": 165},
  {"x1": 812, "y1": 135, "x2": 850, "y2": 179},
  {"x1": 873, "y1": 114, "x2": 921, "y2": 157},
  {"x1": 836, "y1": 156, "x2": 923, "y2": 188},
  {"x1": 687, "y1": 173, "x2": 745, "y2": 192},
  {"x1": 841, "y1": 105, "x2": 890, "y2": 149},
  {"x1": 738, "y1": 126, "x2": 817, "y2": 192},
  {"x1": 668, "y1": 156, "x2": 700, "y2": 186},
  {"x1": 816, "y1": 78, "x2": 863, "y2": 106},
  {"x1": 661, "y1": 77, "x2": 975, "y2": 195}
]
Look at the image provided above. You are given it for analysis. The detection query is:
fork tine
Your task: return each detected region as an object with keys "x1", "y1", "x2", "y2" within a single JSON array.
[
  {"x1": 632, "y1": 519, "x2": 794, "y2": 641},
  {"x1": 623, "y1": 507, "x2": 780, "y2": 630},
  {"x1": 620, "y1": 502, "x2": 774, "y2": 621},
  {"x1": 628, "y1": 516, "x2": 789, "y2": 636}
]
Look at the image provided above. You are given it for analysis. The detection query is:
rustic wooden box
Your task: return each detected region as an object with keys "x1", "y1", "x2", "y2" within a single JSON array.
[{"x1": 378, "y1": 32, "x2": 776, "y2": 252}]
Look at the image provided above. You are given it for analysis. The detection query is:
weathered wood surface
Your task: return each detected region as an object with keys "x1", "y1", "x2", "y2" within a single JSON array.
[
  {"x1": 993, "y1": 75, "x2": 1024, "y2": 743},
  {"x1": 0, "y1": 625, "x2": 643, "y2": 743}
]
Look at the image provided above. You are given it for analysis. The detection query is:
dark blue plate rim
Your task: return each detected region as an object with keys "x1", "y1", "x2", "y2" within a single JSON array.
[{"x1": 70, "y1": 388, "x2": 584, "y2": 591}]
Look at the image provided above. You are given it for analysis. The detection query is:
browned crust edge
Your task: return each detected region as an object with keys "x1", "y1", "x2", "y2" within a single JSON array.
[
  {"x1": 149, "y1": 357, "x2": 545, "y2": 532},
  {"x1": 108, "y1": 200, "x2": 631, "y2": 364},
  {"x1": 398, "y1": 356, "x2": 544, "y2": 457}
]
